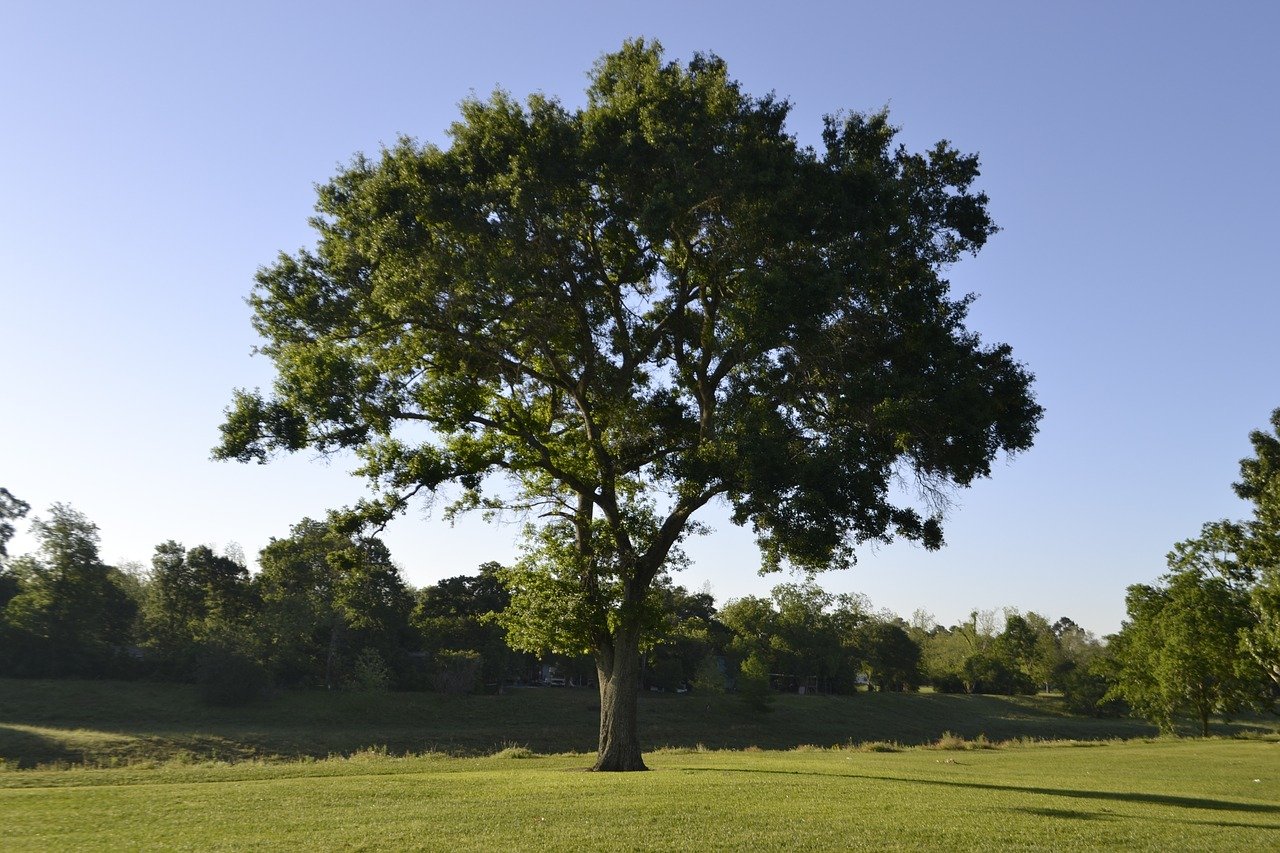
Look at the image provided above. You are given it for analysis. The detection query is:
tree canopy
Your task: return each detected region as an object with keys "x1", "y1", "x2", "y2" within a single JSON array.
[{"x1": 216, "y1": 40, "x2": 1041, "y2": 769}]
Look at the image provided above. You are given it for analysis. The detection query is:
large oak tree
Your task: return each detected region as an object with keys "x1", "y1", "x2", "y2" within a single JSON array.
[{"x1": 216, "y1": 40, "x2": 1041, "y2": 770}]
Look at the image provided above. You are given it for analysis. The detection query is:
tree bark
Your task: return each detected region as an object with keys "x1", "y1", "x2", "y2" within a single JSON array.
[
  {"x1": 593, "y1": 627, "x2": 647, "y2": 771},
  {"x1": 325, "y1": 620, "x2": 342, "y2": 691}
]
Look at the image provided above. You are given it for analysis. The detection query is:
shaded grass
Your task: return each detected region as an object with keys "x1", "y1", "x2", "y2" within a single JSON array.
[
  {"x1": 1, "y1": 678, "x2": 1275, "y2": 769},
  {"x1": 1, "y1": 739, "x2": 1278, "y2": 850}
]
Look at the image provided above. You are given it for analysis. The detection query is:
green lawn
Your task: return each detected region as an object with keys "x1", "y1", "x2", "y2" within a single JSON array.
[
  {"x1": 6, "y1": 677, "x2": 1259, "y2": 768},
  {"x1": 2, "y1": 738, "x2": 1277, "y2": 850}
]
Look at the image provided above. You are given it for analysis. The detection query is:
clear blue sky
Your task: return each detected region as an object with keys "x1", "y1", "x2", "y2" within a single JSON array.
[{"x1": 3, "y1": 1, "x2": 1277, "y2": 636}]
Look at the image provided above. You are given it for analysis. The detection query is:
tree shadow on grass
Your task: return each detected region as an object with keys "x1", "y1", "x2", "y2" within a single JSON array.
[
  {"x1": 1007, "y1": 806, "x2": 1280, "y2": 833},
  {"x1": 0, "y1": 723, "x2": 264, "y2": 768},
  {"x1": 681, "y1": 765, "x2": 1280, "y2": 815},
  {"x1": 0, "y1": 724, "x2": 85, "y2": 768},
  {"x1": 1015, "y1": 807, "x2": 1112, "y2": 820}
]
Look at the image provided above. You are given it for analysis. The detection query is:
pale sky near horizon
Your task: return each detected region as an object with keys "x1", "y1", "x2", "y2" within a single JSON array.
[{"x1": 3, "y1": 2, "x2": 1277, "y2": 637}]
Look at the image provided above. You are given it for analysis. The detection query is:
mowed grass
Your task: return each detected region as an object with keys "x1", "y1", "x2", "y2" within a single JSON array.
[
  {"x1": 2, "y1": 738, "x2": 1278, "y2": 851},
  {"x1": 6, "y1": 676, "x2": 1262, "y2": 768}
]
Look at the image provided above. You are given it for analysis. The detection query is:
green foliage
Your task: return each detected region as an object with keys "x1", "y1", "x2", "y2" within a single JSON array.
[
  {"x1": 1250, "y1": 569, "x2": 1280, "y2": 689},
  {"x1": 349, "y1": 648, "x2": 393, "y2": 692},
  {"x1": 691, "y1": 655, "x2": 727, "y2": 694},
  {"x1": 1060, "y1": 654, "x2": 1126, "y2": 718},
  {"x1": 1124, "y1": 407, "x2": 1280, "y2": 726},
  {"x1": 962, "y1": 652, "x2": 1035, "y2": 696},
  {"x1": 918, "y1": 627, "x2": 971, "y2": 692},
  {"x1": 0, "y1": 487, "x2": 29, "y2": 561},
  {"x1": 414, "y1": 562, "x2": 528, "y2": 690},
  {"x1": 0, "y1": 504, "x2": 137, "y2": 678},
  {"x1": 642, "y1": 584, "x2": 725, "y2": 691},
  {"x1": 215, "y1": 39, "x2": 1040, "y2": 765},
  {"x1": 852, "y1": 620, "x2": 922, "y2": 691},
  {"x1": 736, "y1": 652, "x2": 774, "y2": 712},
  {"x1": 256, "y1": 518, "x2": 412, "y2": 690},
  {"x1": 1234, "y1": 410, "x2": 1280, "y2": 688},
  {"x1": 493, "y1": 518, "x2": 674, "y2": 661},
  {"x1": 720, "y1": 582, "x2": 866, "y2": 695},
  {"x1": 431, "y1": 649, "x2": 483, "y2": 695},
  {"x1": 1110, "y1": 568, "x2": 1261, "y2": 735},
  {"x1": 140, "y1": 541, "x2": 257, "y2": 681}
]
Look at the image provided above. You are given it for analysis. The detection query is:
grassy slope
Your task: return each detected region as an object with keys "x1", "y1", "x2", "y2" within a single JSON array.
[
  {"x1": 2, "y1": 739, "x2": 1278, "y2": 850},
  {"x1": 2, "y1": 678, "x2": 1276, "y2": 769}
]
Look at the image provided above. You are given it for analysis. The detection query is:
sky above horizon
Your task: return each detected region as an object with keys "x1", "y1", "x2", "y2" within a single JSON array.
[{"x1": 3, "y1": 2, "x2": 1277, "y2": 637}]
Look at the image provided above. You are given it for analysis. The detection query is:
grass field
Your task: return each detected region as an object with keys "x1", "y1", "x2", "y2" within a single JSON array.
[
  {"x1": 2, "y1": 680, "x2": 1278, "y2": 849},
  {"x1": 8, "y1": 677, "x2": 1271, "y2": 769},
  {"x1": 2, "y1": 738, "x2": 1278, "y2": 850}
]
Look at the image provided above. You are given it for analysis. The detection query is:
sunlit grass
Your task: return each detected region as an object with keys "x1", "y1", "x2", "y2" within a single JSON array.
[{"x1": 1, "y1": 739, "x2": 1277, "y2": 851}]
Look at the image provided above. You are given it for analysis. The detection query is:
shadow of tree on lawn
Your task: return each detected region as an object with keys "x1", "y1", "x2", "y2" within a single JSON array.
[{"x1": 681, "y1": 765, "x2": 1280, "y2": 815}]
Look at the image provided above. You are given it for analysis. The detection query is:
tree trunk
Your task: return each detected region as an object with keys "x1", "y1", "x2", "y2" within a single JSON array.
[
  {"x1": 325, "y1": 620, "x2": 342, "y2": 691},
  {"x1": 593, "y1": 628, "x2": 647, "y2": 772}
]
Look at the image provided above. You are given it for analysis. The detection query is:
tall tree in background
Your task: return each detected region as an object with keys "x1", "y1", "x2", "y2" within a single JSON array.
[
  {"x1": 1170, "y1": 409, "x2": 1280, "y2": 689},
  {"x1": 853, "y1": 619, "x2": 922, "y2": 692},
  {"x1": 0, "y1": 489, "x2": 29, "y2": 615},
  {"x1": 0, "y1": 488, "x2": 29, "y2": 562},
  {"x1": 140, "y1": 541, "x2": 256, "y2": 680},
  {"x1": 1, "y1": 504, "x2": 136, "y2": 677},
  {"x1": 1109, "y1": 567, "x2": 1259, "y2": 735},
  {"x1": 1236, "y1": 410, "x2": 1280, "y2": 688},
  {"x1": 414, "y1": 561, "x2": 526, "y2": 690},
  {"x1": 257, "y1": 518, "x2": 411, "y2": 690},
  {"x1": 216, "y1": 40, "x2": 1041, "y2": 769}
]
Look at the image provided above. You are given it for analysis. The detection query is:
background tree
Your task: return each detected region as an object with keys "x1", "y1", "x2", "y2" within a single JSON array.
[
  {"x1": 718, "y1": 593, "x2": 779, "y2": 686},
  {"x1": 0, "y1": 487, "x2": 29, "y2": 562},
  {"x1": 140, "y1": 541, "x2": 257, "y2": 681},
  {"x1": 852, "y1": 619, "x2": 922, "y2": 691},
  {"x1": 0, "y1": 504, "x2": 136, "y2": 677},
  {"x1": 256, "y1": 518, "x2": 412, "y2": 689},
  {"x1": 770, "y1": 582, "x2": 865, "y2": 694},
  {"x1": 918, "y1": 609, "x2": 1003, "y2": 693},
  {"x1": 719, "y1": 582, "x2": 866, "y2": 694},
  {"x1": 918, "y1": 624, "x2": 972, "y2": 692},
  {"x1": 991, "y1": 611, "x2": 1056, "y2": 693},
  {"x1": 1109, "y1": 567, "x2": 1260, "y2": 735},
  {"x1": 1049, "y1": 616, "x2": 1120, "y2": 715},
  {"x1": 414, "y1": 561, "x2": 530, "y2": 691},
  {"x1": 1158, "y1": 409, "x2": 1280, "y2": 695},
  {"x1": 216, "y1": 40, "x2": 1041, "y2": 769},
  {"x1": 643, "y1": 583, "x2": 726, "y2": 692},
  {"x1": 1234, "y1": 410, "x2": 1280, "y2": 689}
]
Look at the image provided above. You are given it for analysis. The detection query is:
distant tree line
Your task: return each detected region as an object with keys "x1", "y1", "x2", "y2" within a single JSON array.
[
  {"x1": 1, "y1": 407, "x2": 1275, "y2": 732},
  {"x1": 0, "y1": 494, "x2": 1105, "y2": 708}
]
